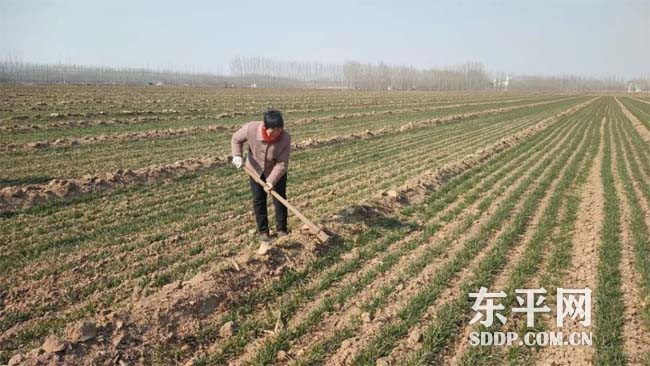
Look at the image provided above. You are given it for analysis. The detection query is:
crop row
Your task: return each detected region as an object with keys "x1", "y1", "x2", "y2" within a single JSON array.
[{"x1": 0, "y1": 96, "x2": 577, "y2": 187}]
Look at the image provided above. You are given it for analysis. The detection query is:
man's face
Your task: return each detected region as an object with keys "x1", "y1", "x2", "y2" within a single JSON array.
[{"x1": 266, "y1": 127, "x2": 283, "y2": 139}]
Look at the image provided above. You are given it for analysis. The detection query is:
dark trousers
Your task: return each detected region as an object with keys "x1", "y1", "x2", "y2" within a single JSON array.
[{"x1": 249, "y1": 172, "x2": 288, "y2": 234}]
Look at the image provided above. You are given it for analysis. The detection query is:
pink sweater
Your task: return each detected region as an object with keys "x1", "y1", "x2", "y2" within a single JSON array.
[{"x1": 231, "y1": 121, "x2": 291, "y2": 185}]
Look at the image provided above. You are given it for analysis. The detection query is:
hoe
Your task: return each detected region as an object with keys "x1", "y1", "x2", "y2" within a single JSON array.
[{"x1": 241, "y1": 164, "x2": 331, "y2": 243}]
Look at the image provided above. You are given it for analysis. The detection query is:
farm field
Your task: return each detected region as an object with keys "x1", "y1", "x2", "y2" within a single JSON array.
[{"x1": 0, "y1": 86, "x2": 649, "y2": 366}]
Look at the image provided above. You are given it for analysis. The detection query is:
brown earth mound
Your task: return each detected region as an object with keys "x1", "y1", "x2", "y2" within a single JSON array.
[
  {"x1": 0, "y1": 125, "x2": 238, "y2": 152},
  {"x1": 0, "y1": 156, "x2": 227, "y2": 212}
]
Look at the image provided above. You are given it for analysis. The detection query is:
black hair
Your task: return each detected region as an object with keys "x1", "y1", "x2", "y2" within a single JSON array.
[{"x1": 263, "y1": 109, "x2": 284, "y2": 129}]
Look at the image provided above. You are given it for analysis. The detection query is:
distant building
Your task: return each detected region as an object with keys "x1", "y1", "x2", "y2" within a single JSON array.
[
  {"x1": 627, "y1": 81, "x2": 643, "y2": 93},
  {"x1": 493, "y1": 75, "x2": 512, "y2": 91}
]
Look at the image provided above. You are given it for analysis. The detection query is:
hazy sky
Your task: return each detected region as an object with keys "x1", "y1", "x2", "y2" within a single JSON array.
[{"x1": 1, "y1": 0, "x2": 648, "y2": 79}]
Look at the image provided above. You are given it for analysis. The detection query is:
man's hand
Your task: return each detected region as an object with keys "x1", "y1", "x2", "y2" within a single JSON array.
[
  {"x1": 232, "y1": 155, "x2": 243, "y2": 169},
  {"x1": 264, "y1": 180, "x2": 273, "y2": 193}
]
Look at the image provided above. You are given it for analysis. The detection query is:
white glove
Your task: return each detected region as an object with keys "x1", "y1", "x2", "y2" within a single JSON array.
[{"x1": 232, "y1": 155, "x2": 243, "y2": 169}]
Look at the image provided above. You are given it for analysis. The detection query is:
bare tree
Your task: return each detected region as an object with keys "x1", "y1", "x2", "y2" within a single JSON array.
[{"x1": 0, "y1": 54, "x2": 634, "y2": 92}]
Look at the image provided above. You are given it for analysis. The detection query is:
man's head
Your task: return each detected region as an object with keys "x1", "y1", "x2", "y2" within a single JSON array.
[{"x1": 263, "y1": 109, "x2": 284, "y2": 139}]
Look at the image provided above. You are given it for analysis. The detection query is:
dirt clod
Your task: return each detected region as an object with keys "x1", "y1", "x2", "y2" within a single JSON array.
[
  {"x1": 8, "y1": 353, "x2": 24, "y2": 366},
  {"x1": 407, "y1": 329, "x2": 423, "y2": 345},
  {"x1": 376, "y1": 357, "x2": 390, "y2": 366},
  {"x1": 277, "y1": 350, "x2": 288, "y2": 361},
  {"x1": 361, "y1": 312, "x2": 372, "y2": 323},
  {"x1": 65, "y1": 320, "x2": 98, "y2": 342},
  {"x1": 42, "y1": 335, "x2": 66, "y2": 353},
  {"x1": 219, "y1": 321, "x2": 238, "y2": 338},
  {"x1": 385, "y1": 190, "x2": 400, "y2": 198},
  {"x1": 256, "y1": 242, "x2": 272, "y2": 256}
]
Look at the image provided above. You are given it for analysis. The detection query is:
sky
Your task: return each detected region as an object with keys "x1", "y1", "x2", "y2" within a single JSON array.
[{"x1": 1, "y1": 0, "x2": 648, "y2": 79}]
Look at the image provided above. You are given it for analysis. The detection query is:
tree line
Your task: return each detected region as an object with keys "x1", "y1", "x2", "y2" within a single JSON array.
[{"x1": 0, "y1": 55, "x2": 646, "y2": 92}]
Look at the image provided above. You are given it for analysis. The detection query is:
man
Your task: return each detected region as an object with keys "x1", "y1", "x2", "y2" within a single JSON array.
[{"x1": 231, "y1": 109, "x2": 291, "y2": 245}]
